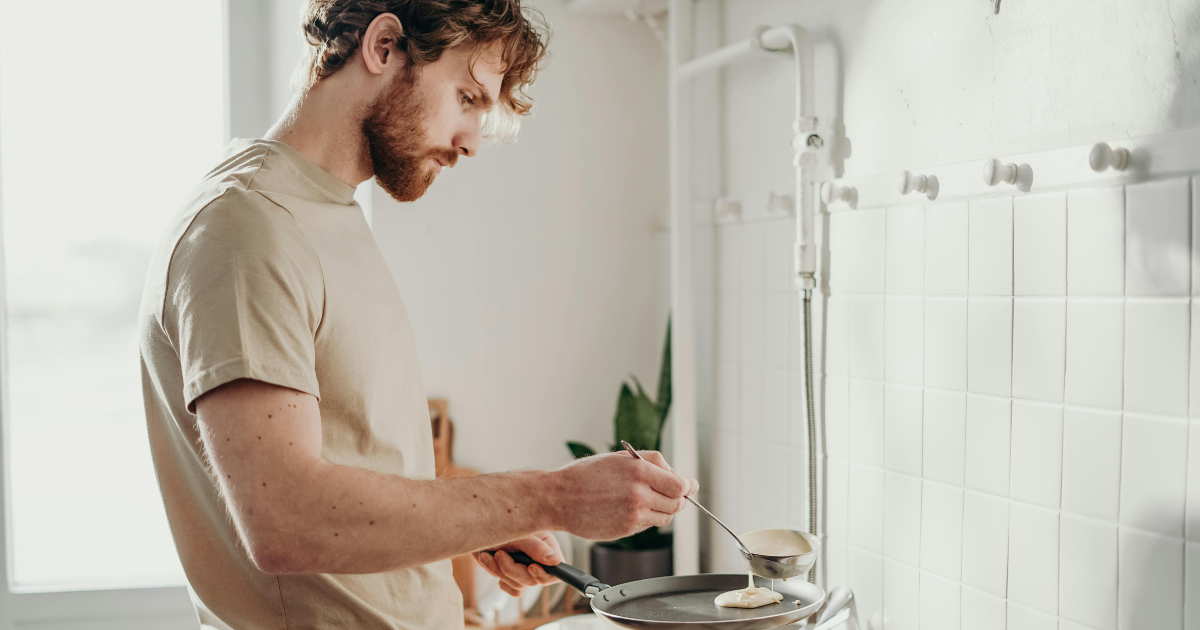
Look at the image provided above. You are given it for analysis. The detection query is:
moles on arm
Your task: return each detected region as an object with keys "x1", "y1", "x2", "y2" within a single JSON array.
[{"x1": 195, "y1": 379, "x2": 698, "y2": 578}]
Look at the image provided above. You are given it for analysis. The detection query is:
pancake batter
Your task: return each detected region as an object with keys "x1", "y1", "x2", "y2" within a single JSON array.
[{"x1": 713, "y1": 574, "x2": 784, "y2": 609}]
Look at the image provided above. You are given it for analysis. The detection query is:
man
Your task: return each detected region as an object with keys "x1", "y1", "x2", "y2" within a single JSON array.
[{"x1": 138, "y1": 1, "x2": 698, "y2": 629}]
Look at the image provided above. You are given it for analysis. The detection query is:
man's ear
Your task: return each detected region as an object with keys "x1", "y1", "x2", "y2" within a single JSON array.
[{"x1": 361, "y1": 13, "x2": 406, "y2": 76}]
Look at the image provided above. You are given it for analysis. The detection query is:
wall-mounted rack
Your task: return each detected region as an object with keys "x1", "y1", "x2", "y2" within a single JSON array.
[{"x1": 822, "y1": 127, "x2": 1200, "y2": 212}]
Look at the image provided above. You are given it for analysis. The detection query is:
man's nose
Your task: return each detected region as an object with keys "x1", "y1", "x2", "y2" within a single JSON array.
[{"x1": 454, "y1": 120, "x2": 481, "y2": 158}]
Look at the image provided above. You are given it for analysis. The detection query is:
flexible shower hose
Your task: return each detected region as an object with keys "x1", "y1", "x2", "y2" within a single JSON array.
[{"x1": 802, "y1": 285, "x2": 817, "y2": 583}]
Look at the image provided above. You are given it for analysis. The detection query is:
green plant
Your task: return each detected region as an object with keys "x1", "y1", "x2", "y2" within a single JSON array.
[{"x1": 566, "y1": 318, "x2": 672, "y2": 550}]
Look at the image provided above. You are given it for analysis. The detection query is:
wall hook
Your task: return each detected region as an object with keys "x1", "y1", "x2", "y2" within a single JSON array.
[
  {"x1": 1089, "y1": 142, "x2": 1130, "y2": 172},
  {"x1": 820, "y1": 181, "x2": 857, "y2": 206},
  {"x1": 767, "y1": 192, "x2": 795, "y2": 215},
  {"x1": 896, "y1": 170, "x2": 939, "y2": 200},
  {"x1": 982, "y1": 158, "x2": 1018, "y2": 186},
  {"x1": 714, "y1": 197, "x2": 742, "y2": 220}
]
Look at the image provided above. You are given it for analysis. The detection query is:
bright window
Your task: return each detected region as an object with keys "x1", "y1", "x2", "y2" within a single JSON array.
[{"x1": 0, "y1": 1, "x2": 226, "y2": 590}]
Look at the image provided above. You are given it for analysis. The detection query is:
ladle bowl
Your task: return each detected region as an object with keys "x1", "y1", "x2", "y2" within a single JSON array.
[{"x1": 738, "y1": 528, "x2": 821, "y2": 580}]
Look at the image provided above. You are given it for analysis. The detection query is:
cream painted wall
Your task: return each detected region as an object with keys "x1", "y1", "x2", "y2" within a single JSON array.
[
  {"x1": 371, "y1": 5, "x2": 671, "y2": 474},
  {"x1": 231, "y1": 1, "x2": 671, "y2": 475}
]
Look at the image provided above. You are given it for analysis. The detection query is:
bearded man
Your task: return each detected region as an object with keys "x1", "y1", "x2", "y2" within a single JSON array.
[{"x1": 137, "y1": 2, "x2": 698, "y2": 629}]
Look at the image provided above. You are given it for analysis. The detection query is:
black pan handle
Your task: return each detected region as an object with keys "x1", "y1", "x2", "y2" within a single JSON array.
[{"x1": 496, "y1": 550, "x2": 610, "y2": 597}]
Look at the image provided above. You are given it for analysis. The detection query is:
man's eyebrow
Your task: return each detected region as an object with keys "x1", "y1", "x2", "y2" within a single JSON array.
[{"x1": 475, "y1": 86, "x2": 495, "y2": 111}]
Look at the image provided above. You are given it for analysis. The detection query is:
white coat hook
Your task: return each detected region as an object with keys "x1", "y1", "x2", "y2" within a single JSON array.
[
  {"x1": 982, "y1": 158, "x2": 1019, "y2": 186},
  {"x1": 896, "y1": 170, "x2": 939, "y2": 200},
  {"x1": 767, "y1": 192, "x2": 795, "y2": 215},
  {"x1": 820, "y1": 181, "x2": 857, "y2": 206},
  {"x1": 1089, "y1": 142, "x2": 1130, "y2": 172},
  {"x1": 714, "y1": 197, "x2": 742, "y2": 220}
]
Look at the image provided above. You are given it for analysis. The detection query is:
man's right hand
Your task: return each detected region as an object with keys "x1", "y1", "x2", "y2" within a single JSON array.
[{"x1": 550, "y1": 450, "x2": 699, "y2": 541}]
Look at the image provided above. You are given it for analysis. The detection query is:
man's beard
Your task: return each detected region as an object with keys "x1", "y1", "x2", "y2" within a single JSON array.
[{"x1": 361, "y1": 66, "x2": 458, "y2": 203}]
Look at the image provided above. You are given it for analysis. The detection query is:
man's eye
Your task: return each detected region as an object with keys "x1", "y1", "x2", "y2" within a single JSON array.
[{"x1": 460, "y1": 91, "x2": 473, "y2": 106}]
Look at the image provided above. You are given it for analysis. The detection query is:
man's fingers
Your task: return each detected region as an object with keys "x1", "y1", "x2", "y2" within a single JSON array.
[
  {"x1": 517, "y1": 534, "x2": 562, "y2": 566},
  {"x1": 638, "y1": 450, "x2": 675, "y2": 472},
  {"x1": 494, "y1": 550, "x2": 539, "y2": 586},
  {"x1": 641, "y1": 463, "x2": 696, "y2": 499}
]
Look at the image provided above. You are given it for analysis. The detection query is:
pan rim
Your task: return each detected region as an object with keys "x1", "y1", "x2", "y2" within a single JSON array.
[{"x1": 586, "y1": 573, "x2": 826, "y2": 629}]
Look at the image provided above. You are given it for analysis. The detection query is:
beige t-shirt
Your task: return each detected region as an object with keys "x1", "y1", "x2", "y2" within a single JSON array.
[{"x1": 139, "y1": 138, "x2": 463, "y2": 630}]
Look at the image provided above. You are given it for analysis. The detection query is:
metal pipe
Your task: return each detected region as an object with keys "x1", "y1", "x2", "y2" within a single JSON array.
[{"x1": 677, "y1": 39, "x2": 753, "y2": 78}]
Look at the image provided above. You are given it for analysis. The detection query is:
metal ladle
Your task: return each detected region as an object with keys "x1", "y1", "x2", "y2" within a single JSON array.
[{"x1": 619, "y1": 441, "x2": 819, "y2": 580}]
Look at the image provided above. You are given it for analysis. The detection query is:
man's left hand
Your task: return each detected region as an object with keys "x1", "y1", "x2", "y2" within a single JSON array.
[{"x1": 473, "y1": 532, "x2": 563, "y2": 597}]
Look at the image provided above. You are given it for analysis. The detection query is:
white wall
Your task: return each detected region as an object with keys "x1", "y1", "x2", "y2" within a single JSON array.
[
  {"x1": 229, "y1": 1, "x2": 672, "y2": 475},
  {"x1": 371, "y1": 4, "x2": 671, "y2": 474},
  {"x1": 694, "y1": 0, "x2": 1200, "y2": 628}
]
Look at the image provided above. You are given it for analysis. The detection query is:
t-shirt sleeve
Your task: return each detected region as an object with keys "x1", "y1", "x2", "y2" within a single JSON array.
[{"x1": 164, "y1": 190, "x2": 325, "y2": 411}]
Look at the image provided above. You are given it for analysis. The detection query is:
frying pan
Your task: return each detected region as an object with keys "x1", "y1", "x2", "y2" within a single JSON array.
[{"x1": 503, "y1": 551, "x2": 826, "y2": 630}]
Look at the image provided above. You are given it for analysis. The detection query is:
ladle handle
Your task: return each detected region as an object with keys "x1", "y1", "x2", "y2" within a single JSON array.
[{"x1": 618, "y1": 441, "x2": 753, "y2": 557}]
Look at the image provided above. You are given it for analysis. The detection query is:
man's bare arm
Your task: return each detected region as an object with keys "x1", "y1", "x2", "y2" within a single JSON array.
[{"x1": 196, "y1": 379, "x2": 696, "y2": 576}]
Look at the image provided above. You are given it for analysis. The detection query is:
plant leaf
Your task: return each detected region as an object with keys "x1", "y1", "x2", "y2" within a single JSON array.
[
  {"x1": 566, "y1": 441, "x2": 596, "y2": 459},
  {"x1": 615, "y1": 383, "x2": 660, "y2": 451}
]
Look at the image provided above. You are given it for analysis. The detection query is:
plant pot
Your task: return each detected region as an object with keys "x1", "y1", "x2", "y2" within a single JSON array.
[{"x1": 589, "y1": 542, "x2": 673, "y2": 586}]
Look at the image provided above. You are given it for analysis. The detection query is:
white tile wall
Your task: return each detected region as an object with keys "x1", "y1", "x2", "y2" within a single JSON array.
[{"x1": 700, "y1": 175, "x2": 1198, "y2": 629}]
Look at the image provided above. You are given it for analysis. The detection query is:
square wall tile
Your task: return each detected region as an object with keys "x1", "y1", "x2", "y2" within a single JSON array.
[
  {"x1": 884, "y1": 559, "x2": 920, "y2": 630},
  {"x1": 1064, "y1": 299, "x2": 1124, "y2": 409},
  {"x1": 763, "y1": 368, "x2": 788, "y2": 442},
  {"x1": 1068, "y1": 186, "x2": 1125, "y2": 296},
  {"x1": 1118, "y1": 527, "x2": 1184, "y2": 630},
  {"x1": 789, "y1": 371, "x2": 811, "y2": 450},
  {"x1": 925, "y1": 297, "x2": 968, "y2": 390},
  {"x1": 1187, "y1": 542, "x2": 1200, "y2": 630},
  {"x1": 1008, "y1": 501, "x2": 1059, "y2": 615},
  {"x1": 961, "y1": 491, "x2": 1010, "y2": 598},
  {"x1": 924, "y1": 390, "x2": 967, "y2": 486},
  {"x1": 1010, "y1": 401, "x2": 1064, "y2": 509},
  {"x1": 712, "y1": 430, "x2": 740, "y2": 502},
  {"x1": 1008, "y1": 603, "x2": 1059, "y2": 630},
  {"x1": 884, "y1": 384, "x2": 923, "y2": 476},
  {"x1": 966, "y1": 395, "x2": 1012, "y2": 497},
  {"x1": 926, "y1": 203, "x2": 969, "y2": 295},
  {"x1": 828, "y1": 212, "x2": 849, "y2": 295},
  {"x1": 849, "y1": 209, "x2": 887, "y2": 294},
  {"x1": 1126, "y1": 177, "x2": 1191, "y2": 296},
  {"x1": 764, "y1": 218, "x2": 796, "y2": 294},
  {"x1": 1015, "y1": 192, "x2": 1068, "y2": 296},
  {"x1": 788, "y1": 446, "x2": 810, "y2": 528},
  {"x1": 826, "y1": 295, "x2": 849, "y2": 377},
  {"x1": 1060, "y1": 514, "x2": 1118, "y2": 630},
  {"x1": 921, "y1": 481, "x2": 964, "y2": 580},
  {"x1": 887, "y1": 206, "x2": 925, "y2": 295},
  {"x1": 739, "y1": 366, "x2": 764, "y2": 438},
  {"x1": 1061, "y1": 408, "x2": 1122, "y2": 521},
  {"x1": 921, "y1": 571, "x2": 962, "y2": 630},
  {"x1": 739, "y1": 438, "x2": 766, "y2": 510},
  {"x1": 962, "y1": 586, "x2": 1006, "y2": 630},
  {"x1": 884, "y1": 472, "x2": 922, "y2": 566},
  {"x1": 1012, "y1": 298, "x2": 1067, "y2": 402},
  {"x1": 849, "y1": 295, "x2": 885, "y2": 380},
  {"x1": 764, "y1": 294, "x2": 790, "y2": 369},
  {"x1": 717, "y1": 224, "x2": 740, "y2": 294},
  {"x1": 825, "y1": 377, "x2": 849, "y2": 459},
  {"x1": 825, "y1": 537, "x2": 848, "y2": 592},
  {"x1": 968, "y1": 297, "x2": 1014, "y2": 396},
  {"x1": 1120, "y1": 414, "x2": 1188, "y2": 538},
  {"x1": 762, "y1": 443, "x2": 789, "y2": 524},
  {"x1": 847, "y1": 547, "x2": 883, "y2": 623},
  {"x1": 849, "y1": 464, "x2": 884, "y2": 553},
  {"x1": 1193, "y1": 302, "x2": 1200, "y2": 419},
  {"x1": 970, "y1": 197, "x2": 1014, "y2": 295},
  {"x1": 1124, "y1": 299, "x2": 1190, "y2": 416},
  {"x1": 849, "y1": 379, "x2": 884, "y2": 466},
  {"x1": 718, "y1": 294, "x2": 739, "y2": 364},
  {"x1": 885, "y1": 296, "x2": 924, "y2": 385},
  {"x1": 741, "y1": 292, "x2": 764, "y2": 367},
  {"x1": 1190, "y1": 422, "x2": 1200, "y2": 542},
  {"x1": 740, "y1": 220, "x2": 765, "y2": 295},
  {"x1": 827, "y1": 457, "x2": 849, "y2": 539},
  {"x1": 789, "y1": 293, "x2": 807, "y2": 371}
]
